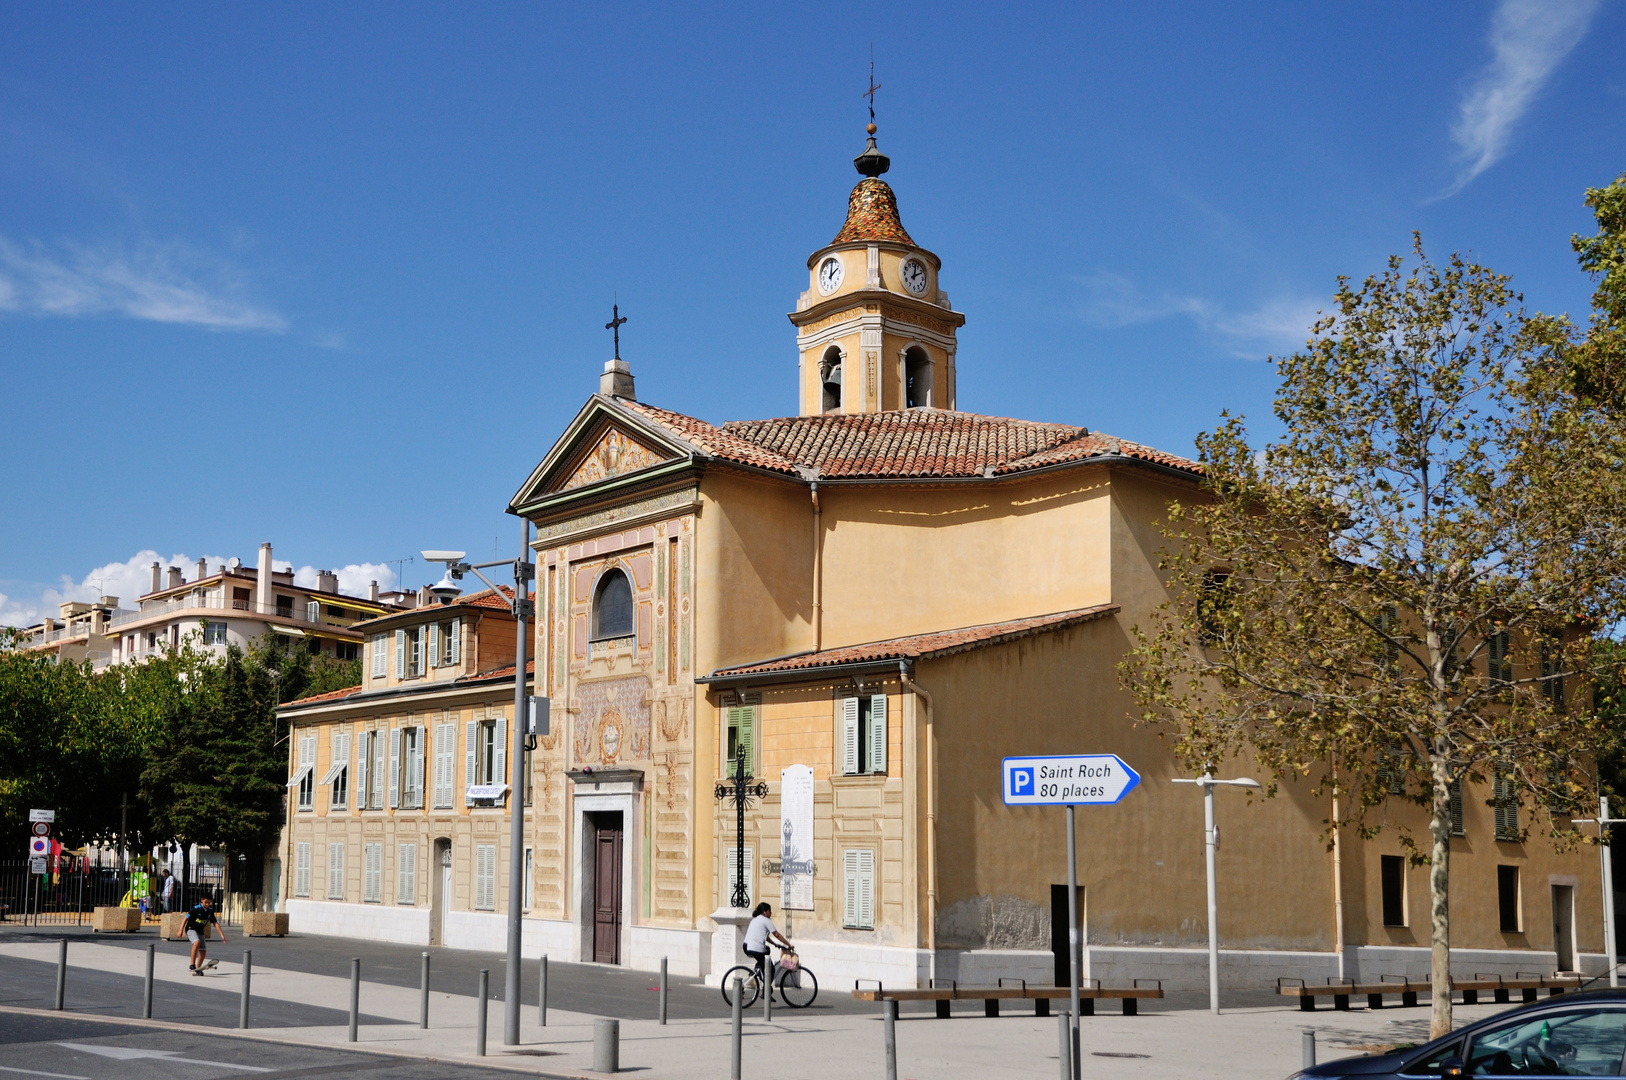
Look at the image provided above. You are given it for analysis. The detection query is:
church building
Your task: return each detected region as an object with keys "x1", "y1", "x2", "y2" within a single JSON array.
[{"x1": 281, "y1": 123, "x2": 1605, "y2": 991}]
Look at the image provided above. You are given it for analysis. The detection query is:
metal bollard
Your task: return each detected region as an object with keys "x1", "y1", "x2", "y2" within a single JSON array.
[
  {"x1": 239, "y1": 949, "x2": 252, "y2": 1029},
  {"x1": 477, "y1": 969, "x2": 489, "y2": 1057},
  {"x1": 730, "y1": 973, "x2": 744, "y2": 1080},
  {"x1": 764, "y1": 964, "x2": 773, "y2": 1021},
  {"x1": 348, "y1": 959, "x2": 360, "y2": 1043},
  {"x1": 593, "y1": 1018, "x2": 620, "y2": 1073},
  {"x1": 884, "y1": 999, "x2": 898, "y2": 1080},
  {"x1": 1057, "y1": 1009, "x2": 1071, "y2": 1080},
  {"x1": 55, "y1": 938, "x2": 66, "y2": 1010},
  {"x1": 1303, "y1": 1029, "x2": 1316, "y2": 1069},
  {"x1": 659, "y1": 956, "x2": 668, "y2": 1025},
  {"x1": 143, "y1": 942, "x2": 154, "y2": 1019},
  {"x1": 420, "y1": 952, "x2": 430, "y2": 1029},
  {"x1": 539, "y1": 954, "x2": 548, "y2": 1027}
]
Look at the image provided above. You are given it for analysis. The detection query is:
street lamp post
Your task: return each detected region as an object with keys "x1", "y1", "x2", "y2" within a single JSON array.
[
  {"x1": 1573, "y1": 796, "x2": 1622, "y2": 988},
  {"x1": 1171, "y1": 773, "x2": 1260, "y2": 1014},
  {"x1": 424, "y1": 525, "x2": 536, "y2": 1046}
]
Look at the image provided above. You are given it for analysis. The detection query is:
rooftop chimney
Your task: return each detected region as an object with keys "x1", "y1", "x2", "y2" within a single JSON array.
[
  {"x1": 417, "y1": 585, "x2": 433, "y2": 607},
  {"x1": 256, "y1": 542, "x2": 273, "y2": 614},
  {"x1": 369, "y1": 580, "x2": 379, "y2": 602},
  {"x1": 150, "y1": 562, "x2": 161, "y2": 594},
  {"x1": 196, "y1": 557, "x2": 208, "y2": 581},
  {"x1": 167, "y1": 566, "x2": 183, "y2": 590},
  {"x1": 317, "y1": 569, "x2": 339, "y2": 595},
  {"x1": 98, "y1": 596, "x2": 118, "y2": 609},
  {"x1": 601, "y1": 358, "x2": 635, "y2": 399}
]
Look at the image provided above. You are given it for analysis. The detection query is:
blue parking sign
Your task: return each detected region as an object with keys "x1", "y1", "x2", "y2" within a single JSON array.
[{"x1": 1002, "y1": 754, "x2": 1139, "y2": 806}]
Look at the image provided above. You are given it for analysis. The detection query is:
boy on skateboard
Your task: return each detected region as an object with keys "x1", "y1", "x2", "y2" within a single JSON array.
[{"x1": 185, "y1": 895, "x2": 227, "y2": 974}]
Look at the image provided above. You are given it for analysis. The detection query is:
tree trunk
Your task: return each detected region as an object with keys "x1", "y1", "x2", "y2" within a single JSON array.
[{"x1": 1429, "y1": 757, "x2": 1454, "y2": 1039}]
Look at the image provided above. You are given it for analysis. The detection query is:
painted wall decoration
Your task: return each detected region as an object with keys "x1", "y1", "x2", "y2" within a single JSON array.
[
  {"x1": 573, "y1": 676, "x2": 651, "y2": 767},
  {"x1": 562, "y1": 428, "x2": 663, "y2": 491},
  {"x1": 780, "y1": 764, "x2": 815, "y2": 911}
]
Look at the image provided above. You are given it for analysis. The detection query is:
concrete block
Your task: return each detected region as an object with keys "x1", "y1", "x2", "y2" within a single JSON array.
[
  {"x1": 161, "y1": 912, "x2": 207, "y2": 940},
  {"x1": 244, "y1": 911, "x2": 289, "y2": 937},
  {"x1": 91, "y1": 906, "x2": 142, "y2": 933}
]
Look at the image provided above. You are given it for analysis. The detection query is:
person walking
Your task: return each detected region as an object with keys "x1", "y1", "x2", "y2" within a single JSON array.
[
  {"x1": 743, "y1": 902, "x2": 792, "y2": 996},
  {"x1": 184, "y1": 894, "x2": 227, "y2": 974},
  {"x1": 159, "y1": 869, "x2": 175, "y2": 914}
]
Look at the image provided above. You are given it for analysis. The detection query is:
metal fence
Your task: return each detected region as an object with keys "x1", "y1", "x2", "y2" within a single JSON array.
[{"x1": 0, "y1": 858, "x2": 225, "y2": 926}]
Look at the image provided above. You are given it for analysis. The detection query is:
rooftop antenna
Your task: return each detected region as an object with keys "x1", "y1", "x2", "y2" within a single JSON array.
[
  {"x1": 384, "y1": 555, "x2": 415, "y2": 592},
  {"x1": 606, "y1": 292, "x2": 628, "y2": 361}
]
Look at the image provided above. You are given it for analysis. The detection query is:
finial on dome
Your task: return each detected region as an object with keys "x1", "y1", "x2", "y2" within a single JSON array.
[{"x1": 855, "y1": 57, "x2": 890, "y2": 178}]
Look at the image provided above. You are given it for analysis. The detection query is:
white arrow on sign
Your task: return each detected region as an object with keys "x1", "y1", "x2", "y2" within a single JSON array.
[{"x1": 1002, "y1": 754, "x2": 1141, "y2": 806}]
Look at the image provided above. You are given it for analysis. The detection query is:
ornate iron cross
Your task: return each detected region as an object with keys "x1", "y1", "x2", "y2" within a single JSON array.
[
  {"x1": 714, "y1": 750, "x2": 768, "y2": 909},
  {"x1": 605, "y1": 302, "x2": 628, "y2": 360}
]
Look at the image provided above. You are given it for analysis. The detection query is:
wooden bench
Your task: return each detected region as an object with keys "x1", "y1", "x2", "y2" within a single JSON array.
[
  {"x1": 852, "y1": 978, "x2": 1164, "y2": 1017},
  {"x1": 1278, "y1": 973, "x2": 1584, "y2": 1011}
]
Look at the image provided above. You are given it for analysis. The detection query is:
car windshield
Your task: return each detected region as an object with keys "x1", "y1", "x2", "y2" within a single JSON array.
[{"x1": 1465, "y1": 1009, "x2": 1626, "y2": 1076}]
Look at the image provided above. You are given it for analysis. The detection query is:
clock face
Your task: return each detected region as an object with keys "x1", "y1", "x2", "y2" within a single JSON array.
[
  {"x1": 900, "y1": 258, "x2": 929, "y2": 296},
  {"x1": 817, "y1": 256, "x2": 845, "y2": 295}
]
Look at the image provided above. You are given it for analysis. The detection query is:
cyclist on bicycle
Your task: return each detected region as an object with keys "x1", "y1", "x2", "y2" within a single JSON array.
[{"x1": 743, "y1": 902, "x2": 791, "y2": 990}]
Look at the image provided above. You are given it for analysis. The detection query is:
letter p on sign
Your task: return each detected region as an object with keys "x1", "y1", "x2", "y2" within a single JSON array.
[{"x1": 1011, "y1": 767, "x2": 1034, "y2": 798}]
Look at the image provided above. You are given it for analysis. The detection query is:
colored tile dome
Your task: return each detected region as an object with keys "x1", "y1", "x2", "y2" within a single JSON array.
[{"x1": 832, "y1": 177, "x2": 915, "y2": 246}]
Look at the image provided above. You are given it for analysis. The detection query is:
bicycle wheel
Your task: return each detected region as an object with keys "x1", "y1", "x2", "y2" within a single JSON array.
[
  {"x1": 721, "y1": 965, "x2": 762, "y2": 1008},
  {"x1": 777, "y1": 966, "x2": 818, "y2": 1008}
]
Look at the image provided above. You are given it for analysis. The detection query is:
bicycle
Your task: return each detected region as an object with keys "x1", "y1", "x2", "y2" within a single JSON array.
[{"x1": 720, "y1": 945, "x2": 818, "y2": 1009}]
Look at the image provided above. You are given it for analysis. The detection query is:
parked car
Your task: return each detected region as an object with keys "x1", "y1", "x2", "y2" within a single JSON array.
[{"x1": 1289, "y1": 988, "x2": 1626, "y2": 1078}]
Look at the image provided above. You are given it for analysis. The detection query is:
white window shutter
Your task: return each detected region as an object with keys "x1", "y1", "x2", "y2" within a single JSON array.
[
  {"x1": 395, "y1": 629, "x2": 406, "y2": 676},
  {"x1": 300, "y1": 734, "x2": 316, "y2": 769},
  {"x1": 428, "y1": 623, "x2": 440, "y2": 667},
  {"x1": 372, "y1": 728, "x2": 387, "y2": 807},
  {"x1": 859, "y1": 849, "x2": 875, "y2": 928},
  {"x1": 869, "y1": 694, "x2": 887, "y2": 774},
  {"x1": 436, "y1": 722, "x2": 452, "y2": 807},
  {"x1": 371, "y1": 634, "x2": 386, "y2": 677},
  {"x1": 355, "y1": 731, "x2": 369, "y2": 810},
  {"x1": 464, "y1": 720, "x2": 477, "y2": 804},
  {"x1": 296, "y1": 842, "x2": 311, "y2": 897},
  {"x1": 412, "y1": 726, "x2": 425, "y2": 806},
  {"x1": 841, "y1": 698, "x2": 860, "y2": 775},
  {"x1": 388, "y1": 727, "x2": 401, "y2": 808},
  {"x1": 328, "y1": 842, "x2": 344, "y2": 899},
  {"x1": 398, "y1": 843, "x2": 416, "y2": 904},
  {"x1": 843, "y1": 849, "x2": 859, "y2": 926},
  {"x1": 494, "y1": 717, "x2": 507, "y2": 789},
  {"x1": 450, "y1": 618, "x2": 461, "y2": 664}
]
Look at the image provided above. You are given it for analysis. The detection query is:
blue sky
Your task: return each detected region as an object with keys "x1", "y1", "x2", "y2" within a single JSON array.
[{"x1": 2, "y1": 2, "x2": 1622, "y2": 623}]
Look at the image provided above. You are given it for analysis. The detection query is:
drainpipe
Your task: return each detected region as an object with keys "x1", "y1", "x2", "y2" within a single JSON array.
[
  {"x1": 899, "y1": 662, "x2": 937, "y2": 975},
  {"x1": 810, "y1": 482, "x2": 823, "y2": 653}
]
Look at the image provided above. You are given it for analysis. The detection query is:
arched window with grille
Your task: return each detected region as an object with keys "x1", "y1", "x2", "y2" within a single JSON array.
[{"x1": 592, "y1": 568, "x2": 634, "y2": 641}]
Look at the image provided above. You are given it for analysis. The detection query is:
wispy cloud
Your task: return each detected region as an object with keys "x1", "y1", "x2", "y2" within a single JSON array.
[
  {"x1": 0, "y1": 550, "x2": 397, "y2": 628},
  {"x1": 1073, "y1": 272, "x2": 1320, "y2": 357},
  {"x1": 1447, "y1": 0, "x2": 1602, "y2": 195},
  {"x1": 0, "y1": 236, "x2": 285, "y2": 331}
]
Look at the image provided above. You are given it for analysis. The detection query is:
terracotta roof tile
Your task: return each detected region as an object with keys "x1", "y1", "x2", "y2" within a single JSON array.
[
  {"x1": 704, "y1": 605, "x2": 1119, "y2": 680},
  {"x1": 615, "y1": 401, "x2": 1200, "y2": 481},
  {"x1": 831, "y1": 178, "x2": 915, "y2": 246},
  {"x1": 284, "y1": 684, "x2": 364, "y2": 706}
]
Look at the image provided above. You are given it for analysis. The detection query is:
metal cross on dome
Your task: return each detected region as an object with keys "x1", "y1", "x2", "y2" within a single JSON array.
[
  {"x1": 864, "y1": 57, "x2": 880, "y2": 124},
  {"x1": 605, "y1": 301, "x2": 628, "y2": 361},
  {"x1": 714, "y1": 750, "x2": 768, "y2": 909}
]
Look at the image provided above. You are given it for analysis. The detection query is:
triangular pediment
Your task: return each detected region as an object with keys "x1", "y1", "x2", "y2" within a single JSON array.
[{"x1": 510, "y1": 396, "x2": 694, "y2": 512}]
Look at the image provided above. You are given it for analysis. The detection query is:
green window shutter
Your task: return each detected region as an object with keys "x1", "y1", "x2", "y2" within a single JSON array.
[
  {"x1": 726, "y1": 706, "x2": 754, "y2": 777},
  {"x1": 868, "y1": 694, "x2": 887, "y2": 774},
  {"x1": 841, "y1": 698, "x2": 860, "y2": 775}
]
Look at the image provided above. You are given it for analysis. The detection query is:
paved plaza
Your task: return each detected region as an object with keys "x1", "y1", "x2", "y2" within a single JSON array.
[{"x1": 0, "y1": 925, "x2": 1553, "y2": 1079}]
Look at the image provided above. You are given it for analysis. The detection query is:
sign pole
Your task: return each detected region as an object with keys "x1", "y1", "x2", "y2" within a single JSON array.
[
  {"x1": 1204, "y1": 782, "x2": 1219, "y2": 1014},
  {"x1": 1066, "y1": 804, "x2": 1081, "y2": 1080}
]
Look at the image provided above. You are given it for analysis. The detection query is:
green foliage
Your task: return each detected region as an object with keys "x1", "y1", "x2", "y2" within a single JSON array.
[
  {"x1": 1121, "y1": 237, "x2": 1626, "y2": 1036},
  {"x1": 1567, "y1": 173, "x2": 1626, "y2": 407}
]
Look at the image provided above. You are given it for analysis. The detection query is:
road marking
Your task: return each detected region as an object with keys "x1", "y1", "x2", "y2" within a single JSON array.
[
  {"x1": 55, "y1": 1044, "x2": 272, "y2": 1072},
  {"x1": 0, "y1": 1068, "x2": 92, "y2": 1080}
]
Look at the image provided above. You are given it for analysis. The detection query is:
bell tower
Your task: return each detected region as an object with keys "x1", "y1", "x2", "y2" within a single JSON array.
[{"x1": 789, "y1": 123, "x2": 965, "y2": 416}]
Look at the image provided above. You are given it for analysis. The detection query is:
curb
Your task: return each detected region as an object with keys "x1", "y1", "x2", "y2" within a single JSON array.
[{"x1": 0, "y1": 1003, "x2": 603, "y2": 1079}]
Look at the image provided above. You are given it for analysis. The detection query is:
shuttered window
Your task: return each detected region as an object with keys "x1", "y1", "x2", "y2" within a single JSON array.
[
  {"x1": 1494, "y1": 770, "x2": 1520, "y2": 841},
  {"x1": 842, "y1": 849, "x2": 875, "y2": 929},
  {"x1": 371, "y1": 727, "x2": 387, "y2": 808},
  {"x1": 295, "y1": 842, "x2": 311, "y2": 897},
  {"x1": 401, "y1": 726, "x2": 424, "y2": 809},
  {"x1": 449, "y1": 618, "x2": 461, "y2": 665},
  {"x1": 296, "y1": 734, "x2": 317, "y2": 809},
  {"x1": 464, "y1": 720, "x2": 478, "y2": 805},
  {"x1": 363, "y1": 843, "x2": 383, "y2": 903},
  {"x1": 327, "y1": 731, "x2": 350, "y2": 809},
  {"x1": 395, "y1": 629, "x2": 406, "y2": 678},
  {"x1": 355, "y1": 731, "x2": 370, "y2": 810},
  {"x1": 840, "y1": 695, "x2": 888, "y2": 775},
  {"x1": 397, "y1": 843, "x2": 417, "y2": 905},
  {"x1": 725, "y1": 705, "x2": 756, "y2": 778},
  {"x1": 475, "y1": 844, "x2": 497, "y2": 910},
  {"x1": 1449, "y1": 778, "x2": 1466, "y2": 837},
  {"x1": 388, "y1": 727, "x2": 402, "y2": 809},
  {"x1": 327, "y1": 842, "x2": 345, "y2": 899},
  {"x1": 1487, "y1": 631, "x2": 1512, "y2": 687},
  {"x1": 371, "y1": 634, "x2": 387, "y2": 678},
  {"x1": 427, "y1": 623, "x2": 440, "y2": 668},
  {"x1": 493, "y1": 717, "x2": 506, "y2": 787},
  {"x1": 1540, "y1": 636, "x2": 1566, "y2": 712},
  {"x1": 434, "y1": 721, "x2": 455, "y2": 808}
]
